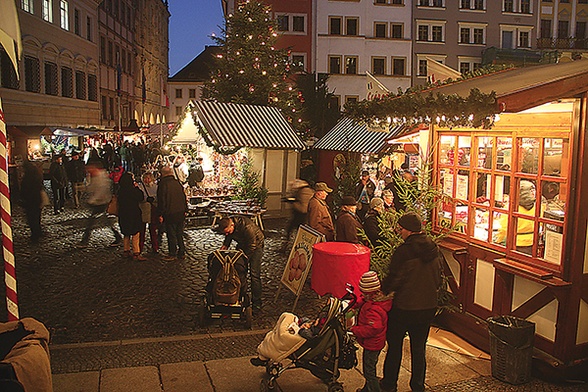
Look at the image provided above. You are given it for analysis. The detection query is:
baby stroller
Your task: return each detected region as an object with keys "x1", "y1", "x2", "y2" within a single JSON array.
[
  {"x1": 199, "y1": 249, "x2": 253, "y2": 329},
  {"x1": 252, "y1": 284, "x2": 358, "y2": 392}
]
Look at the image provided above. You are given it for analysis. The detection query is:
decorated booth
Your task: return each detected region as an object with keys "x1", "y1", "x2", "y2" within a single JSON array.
[
  {"x1": 167, "y1": 100, "x2": 305, "y2": 221},
  {"x1": 347, "y1": 60, "x2": 588, "y2": 378}
]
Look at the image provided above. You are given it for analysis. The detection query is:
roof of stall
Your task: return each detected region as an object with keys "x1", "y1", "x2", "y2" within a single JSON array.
[
  {"x1": 313, "y1": 117, "x2": 413, "y2": 154},
  {"x1": 191, "y1": 100, "x2": 305, "y2": 150},
  {"x1": 423, "y1": 59, "x2": 588, "y2": 113}
]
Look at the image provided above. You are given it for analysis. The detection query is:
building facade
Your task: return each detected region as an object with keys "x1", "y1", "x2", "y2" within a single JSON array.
[
  {"x1": 316, "y1": 0, "x2": 413, "y2": 107},
  {"x1": 0, "y1": 0, "x2": 102, "y2": 130},
  {"x1": 412, "y1": 0, "x2": 539, "y2": 85},
  {"x1": 537, "y1": 0, "x2": 588, "y2": 58}
]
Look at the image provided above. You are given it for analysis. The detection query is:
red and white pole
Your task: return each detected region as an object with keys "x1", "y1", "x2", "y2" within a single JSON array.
[{"x1": 0, "y1": 98, "x2": 18, "y2": 321}]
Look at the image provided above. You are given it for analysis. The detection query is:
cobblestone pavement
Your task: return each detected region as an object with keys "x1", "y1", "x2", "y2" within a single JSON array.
[{"x1": 2, "y1": 197, "x2": 323, "y2": 345}]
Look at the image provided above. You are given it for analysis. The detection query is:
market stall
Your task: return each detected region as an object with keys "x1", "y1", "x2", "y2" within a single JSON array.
[
  {"x1": 167, "y1": 100, "x2": 305, "y2": 221},
  {"x1": 415, "y1": 60, "x2": 588, "y2": 379},
  {"x1": 313, "y1": 116, "x2": 419, "y2": 190}
]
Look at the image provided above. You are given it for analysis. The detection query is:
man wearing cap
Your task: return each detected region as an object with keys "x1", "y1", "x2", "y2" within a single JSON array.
[
  {"x1": 308, "y1": 182, "x2": 335, "y2": 241},
  {"x1": 215, "y1": 216, "x2": 265, "y2": 310},
  {"x1": 355, "y1": 170, "x2": 377, "y2": 221},
  {"x1": 363, "y1": 197, "x2": 384, "y2": 246},
  {"x1": 335, "y1": 195, "x2": 364, "y2": 244},
  {"x1": 380, "y1": 212, "x2": 442, "y2": 392}
]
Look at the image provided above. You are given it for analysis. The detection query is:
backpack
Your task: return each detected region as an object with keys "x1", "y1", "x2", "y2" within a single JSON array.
[{"x1": 212, "y1": 250, "x2": 243, "y2": 305}]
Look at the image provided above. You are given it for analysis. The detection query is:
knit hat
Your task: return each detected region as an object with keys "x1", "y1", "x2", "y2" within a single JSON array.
[
  {"x1": 370, "y1": 197, "x2": 384, "y2": 209},
  {"x1": 359, "y1": 271, "x2": 381, "y2": 293},
  {"x1": 341, "y1": 196, "x2": 357, "y2": 206},
  {"x1": 382, "y1": 189, "x2": 393, "y2": 197},
  {"x1": 398, "y1": 212, "x2": 422, "y2": 232}
]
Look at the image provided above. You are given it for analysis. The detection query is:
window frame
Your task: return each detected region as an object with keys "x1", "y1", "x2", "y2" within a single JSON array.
[
  {"x1": 345, "y1": 55, "x2": 358, "y2": 74},
  {"x1": 434, "y1": 128, "x2": 573, "y2": 275},
  {"x1": 375, "y1": 22, "x2": 387, "y2": 38},
  {"x1": 345, "y1": 17, "x2": 359, "y2": 36},
  {"x1": 329, "y1": 55, "x2": 342, "y2": 74},
  {"x1": 329, "y1": 16, "x2": 342, "y2": 35},
  {"x1": 60, "y1": 0, "x2": 69, "y2": 30},
  {"x1": 372, "y1": 56, "x2": 386, "y2": 75},
  {"x1": 392, "y1": 57, "x2": 406, "y2": 76},
  {"x1": 43, "y1": 0, "x2": 53, "y2": 22}
]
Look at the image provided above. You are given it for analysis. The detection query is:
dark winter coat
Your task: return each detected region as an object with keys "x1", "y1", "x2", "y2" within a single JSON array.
[
  {"x1": 363, "y1": 209, "x2": 382, "y2": 246},
  {"x1": 117, "y1": 184, "x2": 144, "y2": 235},
  {"x1": 49, "y1": 161, "x2": 67, "y2": 188},
  {"x1": 335, "y1": 210, "x2": 363, "y2": 243},
  {"x1": 222, "y1": 215, "x2": 264, "y2": 255},
  {"x1": 157, "y1": 175, "x2": 187, "y2": 223},
  {"x1": 351, "y1": 296, "x2": 393, "y2": 351},
  {"x1": 66, "y1": 158, "x2": 86, "y2": 183},
  {"x1": 381, "y1": 233, "x2": 442, "y2": 311}
]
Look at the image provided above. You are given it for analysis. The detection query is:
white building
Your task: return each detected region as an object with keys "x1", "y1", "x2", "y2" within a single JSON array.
[{"x1": 315, "y1": 0, "x2": 412, "y2": 108}]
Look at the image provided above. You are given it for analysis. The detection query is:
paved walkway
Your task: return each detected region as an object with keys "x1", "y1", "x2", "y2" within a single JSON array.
[{"x1": 50, "y1": 329, "x2": 586, "y2": 392}]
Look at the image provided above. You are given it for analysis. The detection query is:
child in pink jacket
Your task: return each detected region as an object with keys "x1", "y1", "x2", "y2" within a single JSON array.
[{"x1": 351, "y1": 271, "x2": 393, "y2": 392}]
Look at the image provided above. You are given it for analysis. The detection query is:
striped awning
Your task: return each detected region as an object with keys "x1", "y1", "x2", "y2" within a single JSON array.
[
  {"x1": 313, "y1": 117, "x2": 409, "y2": 154},
  {"x1": 192, "y1": 100, "x2": 305, "y2": 150}
]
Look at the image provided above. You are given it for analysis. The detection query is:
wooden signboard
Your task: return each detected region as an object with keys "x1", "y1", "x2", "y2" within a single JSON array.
[{"x1": 276, "y1": 224, "x2": 324, "y2": 311}]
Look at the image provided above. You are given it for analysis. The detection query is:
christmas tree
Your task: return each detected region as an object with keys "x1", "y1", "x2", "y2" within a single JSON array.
[{"x1": 202, "y1": 1, "x2": 293, "y2": 108}]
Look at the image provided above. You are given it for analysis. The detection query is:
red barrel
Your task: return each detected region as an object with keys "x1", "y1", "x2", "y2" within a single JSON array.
[{"x1": 311, "y1": 242, "x2": 371, "y2": 298}]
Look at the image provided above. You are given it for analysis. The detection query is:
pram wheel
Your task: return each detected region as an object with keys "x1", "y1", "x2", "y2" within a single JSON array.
[
  {"x1": 244, "y1": 306, "x2": 253, "y2": 329},
  {"x1": 260, "y1": 377, "x2": 276, "y2": 391},
  {"x1": 327, "y1": 381, "x2": 344, "y2": 392}
]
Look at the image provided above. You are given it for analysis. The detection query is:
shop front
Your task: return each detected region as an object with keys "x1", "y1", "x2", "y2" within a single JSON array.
[
  {"x1": 167, "y1": 100, "x2": 305, "y2": 220},
  {"x1": 423, "y1": 60, "x2": 588, "y2": 378}
]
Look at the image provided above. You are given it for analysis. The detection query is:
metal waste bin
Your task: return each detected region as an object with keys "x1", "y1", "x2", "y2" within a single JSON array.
[{"x1": 487, "y1": 316, "x2": 535, "y2": 385}]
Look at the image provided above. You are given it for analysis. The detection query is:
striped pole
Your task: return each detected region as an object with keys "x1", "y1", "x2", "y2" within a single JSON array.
[{"x1": 0, "y1": 97, "x2": 18, "y2": 321}]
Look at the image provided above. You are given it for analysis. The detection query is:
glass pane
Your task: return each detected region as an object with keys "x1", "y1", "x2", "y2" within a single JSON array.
[
  {"x1": 477, "y1": 136, "x2": 493, "y2": 169},
  {"x1": 538, "y1": 222, "x2": 563, "y2": 265},
  {"x1": 438, "y1": 199, "x2": 454, "y2": 230},
  {"x1": 440, "y1": 167, "x2": 454, "y2": 197},
  {"x1": 496, "y1": 137, "x2": 512, "y2": 170},
  {"x1": 473, "y1": 207, "x2": 489, "y2": 241},
  {"x1": 519, "y1": 137, "x2": 540, "y2": 174},
  {"x1": 439, "y1": 135, "x2": 456, "y2": 165},
  {"x1": 514, "y1": 216, "x2": 534, "y2": 255},
  {"x1": 493, "y1": 174, "x2": 511, "y2": 208},
  {"x1": 455, "y1": 172, "x2": 469, "y2": 200},
  {"x1": 516, "y1": 179, "x2": 537, "y2": 213},
  {"x1": 475, "y1": 172, "x2": 489, "y2": 202},
  {"x1": 455, "y1": 203, "x2": 468, "y2": 234},
  {"x1": 543, "y1": 138, "x2": 567, "y2": 176},
  {"x1": 457, "y1": 136, "x2": 471, "y2": 167},
  {"x1": 492, "y1": 211, "x2": 508, "y2": 246}
]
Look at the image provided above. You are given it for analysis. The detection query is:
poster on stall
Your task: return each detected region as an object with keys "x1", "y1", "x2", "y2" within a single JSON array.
[
  {"x1": 277, "y1": 225, "x2": 324, "y2": 311},
  {"x1": 456, "y1": 174, "x2": 469, "y2": 200},
  {"x1": 544, "y1": 230, "x2": 563, "y2": 265}
]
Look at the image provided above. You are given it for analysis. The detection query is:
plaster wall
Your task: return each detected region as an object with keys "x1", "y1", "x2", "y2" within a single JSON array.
[
  {"x1": 474, "y1": 258, "x2": 494, "y2": 310},
  {"x1": 513, "y1": 276, "x2": 558, "y2": 342}
]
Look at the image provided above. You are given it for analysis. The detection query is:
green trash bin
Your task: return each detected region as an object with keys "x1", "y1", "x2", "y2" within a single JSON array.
[{"x1": 487, "y1": 316, "x2": 535, "y2": 385}]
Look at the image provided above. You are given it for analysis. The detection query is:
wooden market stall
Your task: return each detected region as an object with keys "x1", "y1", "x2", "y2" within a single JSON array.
[
  {"x1": 170, "y1": 100, "x2": 305, "y2": 219},
  {"x1": 313, "y1": 116, "x2": 419, "y2": 189},
  {"x1": 419, "y1": 59, "x2": 588, "y2": 379}
]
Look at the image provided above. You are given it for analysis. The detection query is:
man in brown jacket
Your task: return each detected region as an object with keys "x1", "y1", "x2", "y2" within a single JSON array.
[{"x1": 307, "y1": 182, "x2": 335, "y2": 241}]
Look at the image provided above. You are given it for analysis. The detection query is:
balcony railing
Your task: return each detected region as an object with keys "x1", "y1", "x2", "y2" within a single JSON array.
[{"x1": 537, "y1": 37, "x2": 588, "y2": 50}]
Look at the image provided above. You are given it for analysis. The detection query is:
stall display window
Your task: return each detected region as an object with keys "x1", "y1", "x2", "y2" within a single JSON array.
[{"x1": 435, "y1": 131, "x2": 570, "y2": 272}]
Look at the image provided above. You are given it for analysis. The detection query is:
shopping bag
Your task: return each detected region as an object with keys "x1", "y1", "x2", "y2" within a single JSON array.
[
  {"x1": 40, "y1": 189, "x2": 50, "y2": 208},
  {"x1": 139, "y1": 201, "x2": 151, "y2": 223}
]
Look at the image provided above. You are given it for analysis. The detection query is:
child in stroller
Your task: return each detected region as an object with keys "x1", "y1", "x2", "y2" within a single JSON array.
[
  {"x1": 250, "y1": 285, "x2": 358, "y2": 392},
  {"x1": 199, "y1": 249, "x2": 253, "y2": 328}
]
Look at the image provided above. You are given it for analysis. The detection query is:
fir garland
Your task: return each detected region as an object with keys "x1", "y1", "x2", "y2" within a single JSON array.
[{"x1": 344, "y1": 87, "x2": 499, "y2": 130}]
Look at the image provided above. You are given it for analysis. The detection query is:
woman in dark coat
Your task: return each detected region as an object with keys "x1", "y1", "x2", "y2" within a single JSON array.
[
  {"x1": 117, "y1": 172, "x2": 146, "y2": 261},
  {"x1": 20, "y1": 161, "x2": 44, "y2": 243}
]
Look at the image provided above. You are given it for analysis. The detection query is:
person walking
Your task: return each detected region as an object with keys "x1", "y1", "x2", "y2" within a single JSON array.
[
  {"x1": 215, "y1": 215, "x2": 265, "y2": 311},
  {"x1": 187, "y1": 156, "x2": 205, "y2": 188},
  {"x1": 157, "y1": 165, "x2": 187, "y2": 261},
  {"x1": 77, "y1": 162, "x2": 123, "y2": 248},
  {"x1": 351, "y1": 271, "x2": 393, "y2": 392},
  {"x1": 355, "y1": 170, "x2": 377, "y2": 221},
  {"x1": 49, "y1": 154, "x2": 68, "y2": 214},
  {"x1": 66, "y1": 151, "x2": 86, "y2": 208},
  {"x1": 380, "y1": 212, "x2": 442, "y2": 392},
  {"x1": 283, "y1": 179, "x2": 314, "y2": 250},
  {"x1": 117, "y1": 172, "x2": 146, "y2": 261},
  {"x1": 20, "y1": 161, "x2": 45, "y2": 243},
  {"x1": 335, "y1": 196, "x2": 363, "y2": 244},
  {"x1": 307, "y1": 182, "x2": 335, "y2": 241}
]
